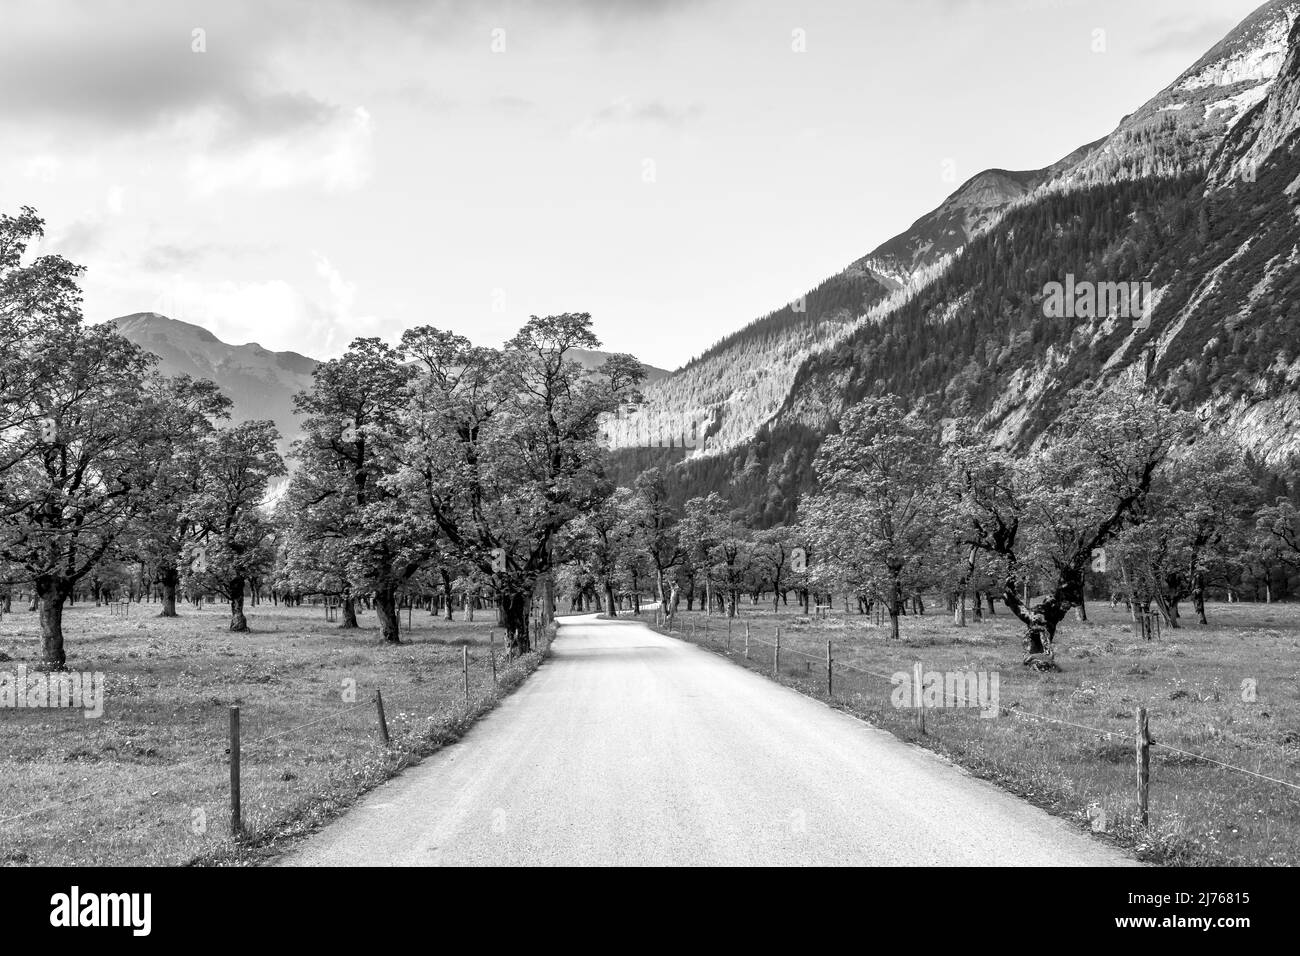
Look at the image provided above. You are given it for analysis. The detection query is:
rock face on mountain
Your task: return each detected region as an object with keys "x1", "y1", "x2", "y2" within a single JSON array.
[
  {"x1": 113, "y1": 313, "x2": 318, "y2": 453},
  {"x1": 1058, "y1": 0, "x2": 1299, "y2": 186},
  {"x1": 1211, "y1": 12, "x2": 1300, "y2": 186},
  {"x1": 610, "y1": 0, "x2": 1300, "y2": 527}
]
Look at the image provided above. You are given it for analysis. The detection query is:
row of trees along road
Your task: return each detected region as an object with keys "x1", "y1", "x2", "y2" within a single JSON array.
[
  {"x1": 0, "y1": 208, "x2": 643, "y2": 666},
  {"x1": 564, "y1": 386, "x2": 1300, "y2": 672},
  {"x1": 793, "y1": 387, "x2": 1284, "y2": 669},
  {"x1": 277, "y1": 320, "x2": 643, "y2": 653}
]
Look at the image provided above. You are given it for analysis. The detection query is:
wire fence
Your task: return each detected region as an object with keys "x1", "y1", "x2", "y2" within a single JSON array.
[
  {"x1": 651, "y1": 608, "x2": 1300, "y2": 838},
  {"x1": 0, "y1": 625, "x2": 553, "y2": 865}
]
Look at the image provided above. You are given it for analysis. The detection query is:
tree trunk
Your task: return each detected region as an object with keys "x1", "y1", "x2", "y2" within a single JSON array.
[
  {"x1": 604, "y1": 581, "x2": 617, "y2": 618},
  {"x1": 373, "y1": 587, "x2": 401, "y2": 643},
  {"x1": 230, "y1": 577, "x2": 249, "y2": 632},
  {"x1": 441, "y1": 570, "x2": 455, "y2": 620},
  {"x1": 501, "y1": 591, "x2": 532, "y2": 656},
  {"x1": 37, "y1": 582, "x2": 67, "y2": 670},
  {"x1": 1153, "y1": 591, "x2": 1179, "y2": 629},
  {"x1": 888, "y1": 576, "x2": 902, "y2": 640},
  {"x1": 1002, "y1": 573, "x2": 1071, "y2": 671},
  {"x1": 1120, "y1": 561, "x2": 1138, "y2": 622},
  {"x1": 341, "y1": 595, "x2": 359, "y2": 628},
  {"x1": 159, "y1": 567, "x2": 179, "y2": 617},
  {"x1": 540, "y1": 570, "x2": 555, "y2": 625}
]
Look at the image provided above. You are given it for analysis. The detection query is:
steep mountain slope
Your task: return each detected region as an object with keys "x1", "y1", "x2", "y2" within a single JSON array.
[
  {"x1": 1057, "y1": 0, "x2": 1299, "y2": 186},
  {"x1": 861, "y1": 141, "x2": 1103, "y2": 288},
  {"x1": 785, "y1": 9, "x2": 1300, "y2": 465},
  {"x1": 1210, "y1": 10, "x2": 1300, "y2": 185},
  {"x1": 113, "y1": 313, "x2": 318, "y2": 454},
  {"x1": 602, "y1": 144, "x2": 1100, "y2": 459},
  {"x1": 606, "y1": 2, "x2": 1300, "y2": 471},
  {"x1": 600, "y1": 268, "x2": 886, "y2": 454},
  {"x1": 612, "y1": 0, "x2": 1300, "y2": 527}
]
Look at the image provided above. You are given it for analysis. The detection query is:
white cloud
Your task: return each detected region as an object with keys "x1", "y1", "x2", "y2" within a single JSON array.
[
  {"x1": 185, "y1": 106, "x2": 374, "y2": 196},
  {"x1": 572, "y1": 97, "x2": 703, "y2": 140},
  {"x1": 311, "y1": 252, "x2": 388, "y2": 350},
  {"x1": 314, "y1": 253, "x2": 357, "y2": 314},
  {"x1": 23, "y1": 155, "x2": 60, "y2": 182}
]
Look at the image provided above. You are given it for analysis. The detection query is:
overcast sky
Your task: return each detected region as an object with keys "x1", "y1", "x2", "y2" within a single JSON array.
[{"x1": 1, "y1": 0, "x2": 1265, "y2": 369}]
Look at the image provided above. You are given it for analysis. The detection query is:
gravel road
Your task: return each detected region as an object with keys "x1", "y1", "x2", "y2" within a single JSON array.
[{"x1": 280, "y1": 613, "x2": 1137, "y2": 866}]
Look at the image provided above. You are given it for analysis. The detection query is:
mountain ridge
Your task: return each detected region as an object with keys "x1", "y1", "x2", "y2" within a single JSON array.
[{"x1": 111, "y1": 312, "x2": 670, "y2": 451}]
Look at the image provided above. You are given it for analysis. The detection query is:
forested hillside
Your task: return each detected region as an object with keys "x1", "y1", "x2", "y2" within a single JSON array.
[{"x1": 612, "y1": 4, "x2": 1300, "y2": 530}]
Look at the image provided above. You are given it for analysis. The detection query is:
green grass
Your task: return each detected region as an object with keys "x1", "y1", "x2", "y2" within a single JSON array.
[
  {"x1": 654, "y1": 598, "x2": 1300, "y2": 866},
  {"x1": 0, "y1": 599, "x2": 547, "y2": 866}
]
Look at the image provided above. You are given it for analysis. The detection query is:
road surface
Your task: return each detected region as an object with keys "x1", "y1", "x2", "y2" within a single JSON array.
[{"x1": 280, "y1": 614, "x2": 1136, "y2": 866}]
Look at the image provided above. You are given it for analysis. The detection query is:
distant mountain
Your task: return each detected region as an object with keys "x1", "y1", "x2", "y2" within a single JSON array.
[
  {"x1": 113, "y1": 313, "x2": 669, "y2": 452},
  {"x1": 113, "y1": 313, "x2": 318, "y2": 455},
  {"x1": 569, "y1": 348, "x2": 670, "y2": 383}
]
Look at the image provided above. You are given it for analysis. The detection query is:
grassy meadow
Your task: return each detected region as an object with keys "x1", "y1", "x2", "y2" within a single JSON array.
[
  {"x1": 652, "y1": 597, "x2": 1300, "y2": 866},
  {"x1": 0, "y1": 599, "x2": 545, "y2": 866}
]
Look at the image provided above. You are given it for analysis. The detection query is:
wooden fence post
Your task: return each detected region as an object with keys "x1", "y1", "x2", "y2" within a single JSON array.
[
  {"x1": 489, "y1": 629, "x2": 498, "y2": 687},
  {"x1": 375, "y1": 689, "x2": 390, "y2": 746},
  {"x1": 913, "y1": 661, "x2": 926, "y2": 735},
  {"x1": 462, "y1": 645, "x2": 470, "y2": 708},
  {"x1": 1136, "y1": 706, "x2": 1150, "y2": 827},
  {"x1": 774, "y1": 626, "x2": 781, "y2": 677},
  {"x1": 745, "y1": 623, "x2": 750, "y2": 659},
  {"x1": 229, "y1": 706, "x2": 242, "y2": 836},
  {"x1": 826, "y1": 640, "x2": 833, "y2": 697}
]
